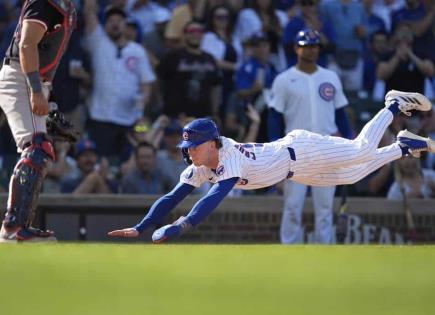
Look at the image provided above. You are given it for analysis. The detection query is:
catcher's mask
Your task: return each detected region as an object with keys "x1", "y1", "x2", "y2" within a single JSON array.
[{"x1": 177, "y1": 118, "x2": 220, "y2": 165}]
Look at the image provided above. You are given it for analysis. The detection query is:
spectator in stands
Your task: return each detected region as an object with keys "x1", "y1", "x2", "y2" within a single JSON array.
[
  {"x1": 235, "y1": 0, "x2": 288, "y2": 71},
  {"x1": 51, "y1": 29, "x2": 91, "y2": 135},
  {"x1": 201, "y1": 4, "x2": 242, "y2": 120},
  {"x1": 120, "y1": 141, "x2": 172, "y2": 194},
  {"x1": 391, "y1": 0, "x2": 434, "y2": 44},
  {"x1": 282, "y1": 0, "x2": 335, "y2": 68},
  {"x1": 142, "y1": 6, "x2": 171, "y2": 63},
  {"x1": 125, "y1": 18, "x2": 143, "y2": 43},
  {"x1": 387, "y1": 157, "x2": 435, "y2": 200},
  {"x1": 0, "y1": 2, "x2": 19, "y2": 60},
  {"x1": 362, "y1": 30, "x2": 389, "y2": 98},
  {"x1": 155, "y1": 119, "x2": 185, "y2": 186},
  {"x1": 83, "y1": 1, "x2": 156, "y2": 157},
  {"x1": 321, "y1": 0, "x2": 366, "y2": 92},
  {"x1": 224, "y1": 103, "x2": 262, "y2": 144},
  {"x1": 126, "y1": 0, "x2": 171, "y2": 36},
  {"x1": 361, "y1": 0, "x2": 387, "y2": 47},
  {"x1": 44, "y1": 142, "x2": 77, "y2": 193},
  {"x1": 120, "y1": 115, "x2": 170, "y2": 174},
  {"x1": 372, "y1": 0, "x2": 404, "y2": 32},
  {"x1": 61, "y1": 139, "x2": 118, "y2": 194},
  {"x1": 234, "y1": 32, "x2": 277, "y2": 142},
  {"x1": 391, "y1": 0, "x2": 435, "y2": 93},
  {"x1": 157, "y1": 20, "x2": 221, "y2": 119},
  {"x1": 376, "y1": 22, "x2": 434, "y2": 94},
  {"x1": 164, "y1": 0, "x2": 207, "y2": 49}
]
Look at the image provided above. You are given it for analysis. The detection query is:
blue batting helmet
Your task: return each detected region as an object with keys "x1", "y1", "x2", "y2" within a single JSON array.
[
  {"x1": 295, "y1": 28, "x2": 321, "y2": 46},
  {"x1": 177, "y1": 118, "x2": 220, "y2": 149}
]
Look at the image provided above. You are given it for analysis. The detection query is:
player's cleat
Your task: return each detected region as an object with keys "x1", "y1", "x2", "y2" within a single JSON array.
[
  {"x1": 0, "y1": 225, "x2": 57, "y2": 243},
  {"x1": 397, "y1": 129, "x2": 435, "y2": 158},
  {"x1": 152, "y1": 216, "x2": 192, "y2": 243},
  {"x1": 385, "y1": 90, "x2": 432, "y2": 116}
]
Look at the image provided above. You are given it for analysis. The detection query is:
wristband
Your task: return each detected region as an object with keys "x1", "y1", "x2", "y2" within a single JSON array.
[{"x1": 25, "y1": 71, "x2": 42, "y2": 93}]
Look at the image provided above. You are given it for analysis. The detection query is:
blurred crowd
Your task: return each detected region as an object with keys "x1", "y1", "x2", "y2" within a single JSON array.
[{"x1": 0, "y1": 0, "x2": 434, "y2": 200}]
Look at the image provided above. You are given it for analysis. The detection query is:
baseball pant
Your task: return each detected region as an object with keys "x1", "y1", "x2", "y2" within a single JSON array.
[
  {"x1": 280, "y1": 182, "x2": 336, "y2": 244},
  {"x1": 0, "y1": 61, "x2": 48, "y2": 151},
  {"x1": 287, "y1": 108, "x2": 402, "y2": 186}
]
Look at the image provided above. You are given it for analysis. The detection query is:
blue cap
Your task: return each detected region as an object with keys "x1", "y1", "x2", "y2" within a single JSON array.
[
  {"x1": 295, "y1": 28, "x2": 321, "y2": 46},
  {"x1": 75, "y1": 139, "x2": 97, "y2": 157},
  {"x1": 177, "y1": 118, "x2": 220, "y2": 148}
]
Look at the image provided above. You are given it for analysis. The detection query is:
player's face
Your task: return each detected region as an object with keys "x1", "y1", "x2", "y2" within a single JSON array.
[
  {"x1": 295, "y1": 44, "x2": 319, "y2": 63},
  {"x1": 187, "y1": 141, "x2": 216, "y2": 167}
]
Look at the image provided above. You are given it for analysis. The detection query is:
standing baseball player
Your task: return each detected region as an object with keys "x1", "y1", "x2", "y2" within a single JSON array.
[
  {"x1": 109, "y1": 90, "x2": 434, "y2": 243},
  {"x1": 0, "y1": 0, "x2": 77, "y2": 242},
  {"x1": 268, "y1": 28, "x2": 353, "y2": 244}
]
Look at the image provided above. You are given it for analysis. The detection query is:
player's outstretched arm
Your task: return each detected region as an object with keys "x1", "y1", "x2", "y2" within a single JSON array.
[
  {"x1": 107, "y1": 182, "x2": 195, "y2": 237},
  {"x1": 152, "y1": 177, "x2": 239, "y2": 243}
]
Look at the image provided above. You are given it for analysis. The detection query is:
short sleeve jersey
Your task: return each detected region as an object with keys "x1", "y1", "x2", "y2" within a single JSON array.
[
  {"x1": 180, "y1": 136, "x2": 292, "y2": 190},
  {"x1": 6, "y1": 0, "x2": 63, "y2": 59},
  {"x1": 268, "y1": 66, "x2": 348, "y2": 135}
]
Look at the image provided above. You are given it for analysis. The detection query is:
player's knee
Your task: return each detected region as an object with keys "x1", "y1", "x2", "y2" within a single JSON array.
[{"x1": 17, "y1": 133, "x2": 55, "y2": 174}]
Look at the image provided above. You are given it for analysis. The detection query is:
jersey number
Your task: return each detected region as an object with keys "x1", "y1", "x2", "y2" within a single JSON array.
[{"x1": 234, "y1": 143, "x2": 264, "y2": 160}]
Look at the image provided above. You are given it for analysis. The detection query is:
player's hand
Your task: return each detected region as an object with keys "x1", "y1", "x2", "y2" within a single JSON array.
[
  {"x1": 152, "y1": 216, "x2": 191, "y2": 243},
  {"x1": 30, "y1": 92, "x2": 49, "y2": 116},
  {"x1": 108, "y1": 228, "x2": 139, "y2": 237}
]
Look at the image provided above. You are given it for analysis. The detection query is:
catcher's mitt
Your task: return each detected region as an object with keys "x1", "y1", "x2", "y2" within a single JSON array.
[{"x1": 46, "y1": 102, "x2": 79, "y2": 143}]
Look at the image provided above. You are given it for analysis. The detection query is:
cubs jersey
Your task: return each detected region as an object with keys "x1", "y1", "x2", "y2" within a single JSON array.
[
  {"x1": 180, "y1": 136, "x2": 293, "y2": 190},
  {"x1": 269, "y1": 66, "x2": 348, "y2": 135}
]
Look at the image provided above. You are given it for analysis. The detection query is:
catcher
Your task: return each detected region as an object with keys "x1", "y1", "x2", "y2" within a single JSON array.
[{"x1": 0, "y1": 0, "x2": 79, "y2": 242}]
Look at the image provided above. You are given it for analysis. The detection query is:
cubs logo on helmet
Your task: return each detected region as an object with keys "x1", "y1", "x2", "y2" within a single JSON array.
[
  {"x1": 177, "y1": 118, "x2": 220, "y2": 148},
  {"x1": 295, "y1": 28, "x2": 321, "y2": 46}
]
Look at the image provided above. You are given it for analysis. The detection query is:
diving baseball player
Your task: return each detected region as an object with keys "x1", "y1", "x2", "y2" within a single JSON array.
[
  {"x1": 109, "y1": 90, "x2": 435, "y2": 243},
  {"x1": 268, "y1": 28, "x2": 352, "y2": 244},
  {"x1": 0, "y1": 0, "x2": 77, "y2": 242}
]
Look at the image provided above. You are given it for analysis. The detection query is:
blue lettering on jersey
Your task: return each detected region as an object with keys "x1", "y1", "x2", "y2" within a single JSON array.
[
  {"x1": 318, "y1": 82, "x2": 335, "y2": 101},
  {"x1": 234, "y1": 143, "x2": 264, "y2": 160}
]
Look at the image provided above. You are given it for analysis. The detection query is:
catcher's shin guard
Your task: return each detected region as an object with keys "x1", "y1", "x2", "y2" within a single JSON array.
[{"x1": 3, "y1": 133, "x2": 55, "y2": 228}]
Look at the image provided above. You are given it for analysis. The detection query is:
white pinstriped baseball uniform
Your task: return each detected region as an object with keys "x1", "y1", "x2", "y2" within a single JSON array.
[
  {"x1": 268, "y1": 65, "x2": 348, "y2": 244},
  {"x1": 180, "y1": 108, "x2": 402, "y2": 190}
]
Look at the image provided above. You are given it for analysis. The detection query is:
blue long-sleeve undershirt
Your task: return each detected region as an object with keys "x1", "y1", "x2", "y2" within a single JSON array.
[
  {"x1": 335, "y1": 107, "x2": 353, "y2": 139},
  {"x1": 134, "y1": 182, "x2": 195, "y2": 233},
  {"x1": 134, "y1": 177, "x2": 239, "y2": 233},
  {"x1": 268, "y1": 108, "x2": 285, "y2": 141},
  {"x1": 185, "y1": 177, "x2": 239, "y2": 226}
]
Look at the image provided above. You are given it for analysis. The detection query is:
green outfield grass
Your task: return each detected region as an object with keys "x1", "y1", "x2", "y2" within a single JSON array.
[{"x1": 1, "y1": 244, "x2": 434, "y2": 315}]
